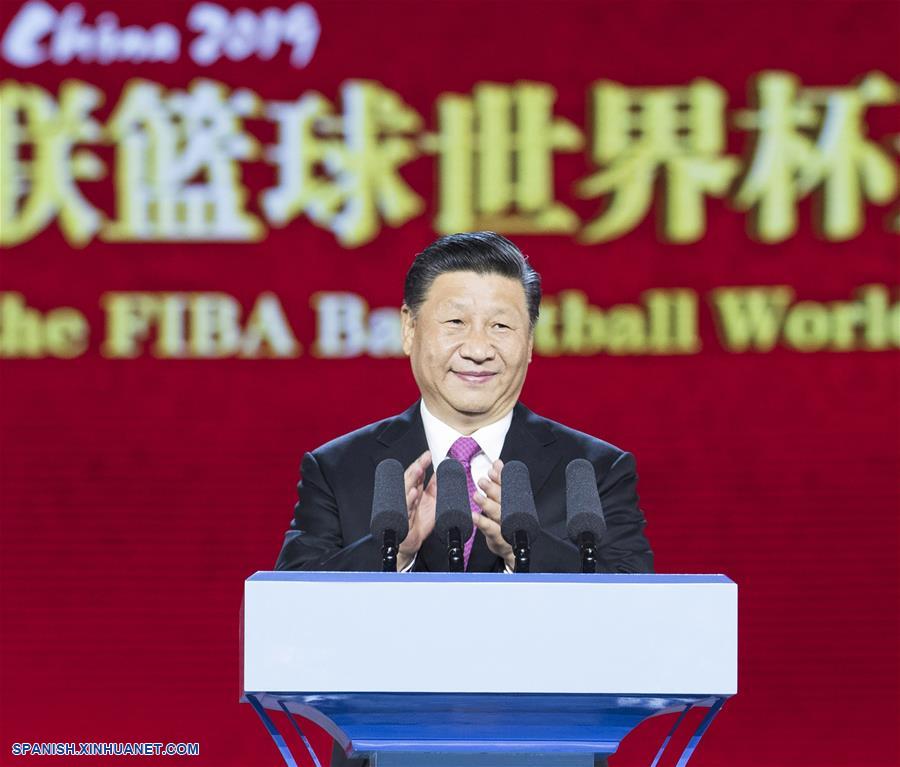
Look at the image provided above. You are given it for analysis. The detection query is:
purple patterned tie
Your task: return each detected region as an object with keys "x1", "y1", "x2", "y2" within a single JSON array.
[{"x1": 447, "y1": 436, "x2": 482, "y2": 569}]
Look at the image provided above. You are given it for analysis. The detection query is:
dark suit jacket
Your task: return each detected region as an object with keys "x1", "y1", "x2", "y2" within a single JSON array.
[{"x1": 275, "y1": 401, "x2": 653, "y2": 574}]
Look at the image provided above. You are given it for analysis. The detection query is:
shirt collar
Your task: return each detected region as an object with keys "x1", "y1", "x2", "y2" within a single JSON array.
[{"x1": 419, "y1": 400, "x2": 514, "y2": 464}]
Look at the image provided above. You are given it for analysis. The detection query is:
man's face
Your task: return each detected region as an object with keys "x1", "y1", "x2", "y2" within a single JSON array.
[{"x1": 401, "y1": 270, "x2": 533, "y2": 432}]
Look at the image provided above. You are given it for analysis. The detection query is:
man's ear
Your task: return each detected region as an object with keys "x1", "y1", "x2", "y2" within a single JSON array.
[
  {"x1": 527, "y1": 330, "x2": 534, "y2": 364},
  {"x1": 400, "y1": 305, "x2": 415, "y2": 357}
]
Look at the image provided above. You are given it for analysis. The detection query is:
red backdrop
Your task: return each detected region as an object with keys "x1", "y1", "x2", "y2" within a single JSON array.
[{"x1": 1, "y1": 2, "x2": 898, "y2": 766}]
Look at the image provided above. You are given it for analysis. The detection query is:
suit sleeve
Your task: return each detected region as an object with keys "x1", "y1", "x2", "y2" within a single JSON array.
[
  {"x1": 274, "y1": 451, "x2": 381, "y2": 572},
  {"x1": 595, "y1": 451, "x2": 654, "y2": 573},
  {"x1": 516, "y1": 448, "x2": 654, "y2": 574}
]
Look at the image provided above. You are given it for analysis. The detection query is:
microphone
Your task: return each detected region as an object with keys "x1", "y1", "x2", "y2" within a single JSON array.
[
  {"x1": 500, "y1": 461, "x2": 541, "y2": 573},
  {"x1": 565, "y1": 459, "x2": 607, "y2": 573},
  {"x1": 371, "y1": 459, "x2": 409, "y2": 572},
  {"x1": 435, "y1": 458, "x2": 474, "y2": 572}
]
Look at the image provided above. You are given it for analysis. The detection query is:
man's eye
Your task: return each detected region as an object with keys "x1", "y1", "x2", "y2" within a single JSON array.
[
  {"x1": 445, "y1": 319, "x2": 463, "y2": 325},
  {"x1": 493, "y1": 323, "x2": 510, "y2": 330}
]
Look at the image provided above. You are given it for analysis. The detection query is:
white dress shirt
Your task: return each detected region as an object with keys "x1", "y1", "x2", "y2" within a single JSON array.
[{"x1": 400, "y1": 401, "x2": 515, "y2": 572}]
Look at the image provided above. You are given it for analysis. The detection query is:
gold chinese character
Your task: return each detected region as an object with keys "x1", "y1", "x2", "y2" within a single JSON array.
[
  {"x1": 0, "y1": 80, "x2": 105, "y2": 248},
  {"x1": 425, "y1": 81, "x2": 583, "y2": 235},
  {"x1": 576, "y1": 79, "x2": 739, "y2": 243},
  {"x1": 733, "y1": 71, "x2": 899, "y2": 242},
  {"x1": 262, "y1": 80, "x2": 424, "y2": 247},
  {"x1": 103, "y1": 79, "x2": 263, "y2": 241}
]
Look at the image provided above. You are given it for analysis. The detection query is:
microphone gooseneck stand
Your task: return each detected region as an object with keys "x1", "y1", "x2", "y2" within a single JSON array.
[
  {"x1": 513, "y1": 530, "x2": 531, "y2": 573},
  {"x1": 381, "y1": 530, "x2": 398, "y2": 572},
  {"x1": 448, "y1": 528, "x2": 464, "y2": 572},
  {"x1": 577, "y1": 531, "x2": 597, "y2": 573}
]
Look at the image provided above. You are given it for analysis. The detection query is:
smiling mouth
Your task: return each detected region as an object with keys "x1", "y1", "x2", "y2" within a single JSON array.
[{"x1": 453, "y1": 371, "x2": 497, "y2": 383}]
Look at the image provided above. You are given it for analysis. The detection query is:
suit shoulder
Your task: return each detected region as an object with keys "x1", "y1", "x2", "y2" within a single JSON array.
[
  {"x1": 309, "y1": 415, "x2": 393, "y2": 460},
  {"x1": 526, "y1": 409, "x2": 631, "y2": 464},
  {"x1": 305, "y1": 404, "x2": 417, "y2": 468}
]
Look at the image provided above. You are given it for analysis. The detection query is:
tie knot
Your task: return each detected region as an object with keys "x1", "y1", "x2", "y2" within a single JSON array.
[{"x1": 448, "y1": 436, "x2": 481, "y2": 465}]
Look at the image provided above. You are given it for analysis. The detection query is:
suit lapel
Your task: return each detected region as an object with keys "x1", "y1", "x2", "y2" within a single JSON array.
[
  {"x1": 372, "y1": 400, "x2": 429, "y2": 474},
  {"x1": 466, "y1": 402, "x2": 561, "y2": 573},
  {"x1": 498, "y1": 402, "x2": 560, "y2": 497}
]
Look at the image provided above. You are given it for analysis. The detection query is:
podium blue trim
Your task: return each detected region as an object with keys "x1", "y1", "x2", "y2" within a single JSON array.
[{"x1": 246, "y1": 692, "x2": 726, "y2": 765}]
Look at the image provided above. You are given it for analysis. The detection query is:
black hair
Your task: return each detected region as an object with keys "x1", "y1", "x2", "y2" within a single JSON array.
[{"x1": 403, "y1": 231, "x2": 541, "y2": 328}]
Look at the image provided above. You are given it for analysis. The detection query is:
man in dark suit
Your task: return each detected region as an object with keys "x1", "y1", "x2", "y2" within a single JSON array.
[
  {"x1": 274, "y1": 231, "x2": 652, "y2": 765},
  {"x1": 274, "y1": 399, "x2": 651, "y2": 574}
]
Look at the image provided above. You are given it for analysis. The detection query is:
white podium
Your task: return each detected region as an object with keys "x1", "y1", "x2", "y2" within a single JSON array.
[{"x1": 242, "y1": 572, "x2": 737, "y2": 766}]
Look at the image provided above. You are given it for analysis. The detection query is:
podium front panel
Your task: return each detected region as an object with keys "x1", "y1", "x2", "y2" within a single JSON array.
[{"x1": 243, "y1": 572, "x2": 737, "y2": 697}]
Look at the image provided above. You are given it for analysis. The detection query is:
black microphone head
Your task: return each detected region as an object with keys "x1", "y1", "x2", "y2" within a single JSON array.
[
  {"x1": 500, "y1": 460, "x2": 541, "y2": 544},
  {"x1": 371, "y1": 458, "x2": 409, "y2": 543},
  {"x1": 565, "y1": 458, "x2": 607, "y2": 541},
  {"x1": 434, "y1": 458, "x2": 474, "y2": 544}
]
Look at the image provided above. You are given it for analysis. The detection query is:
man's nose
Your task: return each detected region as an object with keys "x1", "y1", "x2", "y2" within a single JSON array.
[{"x1": 459, "y1": 326, "x2": 496, "y2": 362}]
